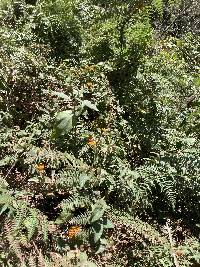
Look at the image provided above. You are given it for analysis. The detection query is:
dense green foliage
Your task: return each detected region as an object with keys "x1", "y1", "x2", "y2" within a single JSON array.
[{"x1": 0, "y1": 0, "x2": 199, "y2": 266}]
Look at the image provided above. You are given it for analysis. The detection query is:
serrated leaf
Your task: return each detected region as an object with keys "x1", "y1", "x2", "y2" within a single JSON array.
[
  {"x1": 55, "y1": 213, "x2": 72, "y2": 224},
  {"x1": 55, "y1": 218, "x2": 64, "y2": 224}
]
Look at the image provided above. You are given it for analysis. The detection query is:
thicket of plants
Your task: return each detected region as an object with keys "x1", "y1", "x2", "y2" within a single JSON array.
[{"x1": 0, "y1": 0, "x2": 199, "y2": 266}]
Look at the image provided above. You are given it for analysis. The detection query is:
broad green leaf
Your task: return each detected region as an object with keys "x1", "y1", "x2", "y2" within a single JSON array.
[
  {"x1": 79, "y1": 173, "x2": 91, "y2": 188},
  {"x1": 51, "y1": 91, "x2": 70, "y2": 100},
  {"x1": 82, "y1": 100, "x2": 99, "y2": 111},
  {"x1": 92, "y1": 222, "x2": 104, "y2": 243},
  {"x1": 0, "y1": 204, "x2": 9, "y2": 215},
  {"x1": 91, "y1": 208, "x2": 105, "y2": 223},
  {"x1": 53, "y1": 110, "x2": 74, "y2": 135},
  {"x1": 91, "y1": 199, "x2": 108, "y2": 222},
  {"x1": 194, "y1": 77, "x2": 200, "y2": 87}
]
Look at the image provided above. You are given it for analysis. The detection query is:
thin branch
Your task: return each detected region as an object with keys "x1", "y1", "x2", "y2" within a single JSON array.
[{"x1": 166, "y1": 220, "x2": 180, "y2": 267}]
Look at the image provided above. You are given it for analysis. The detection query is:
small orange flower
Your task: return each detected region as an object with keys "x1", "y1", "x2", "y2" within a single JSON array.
[
  {"x1": 176, "y1": 250, "x2": 184, "y2": 257},
  {"x1": 67, "y1": 226, "x2": 82, "y2": 238},
  {"x1": 36, "y1": 162, "x2": 45, "y2": 173},
  {"x1": 86, "y1": 82, "x2": 93, "y2": 89},
  {"x1": 87, "y1": 137, "x2": 96, "y2": 147}
]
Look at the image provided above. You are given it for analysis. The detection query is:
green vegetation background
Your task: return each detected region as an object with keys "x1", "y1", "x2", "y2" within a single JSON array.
[{"x1": 0, "y1": 0, "x2": 199, "y2": 266}]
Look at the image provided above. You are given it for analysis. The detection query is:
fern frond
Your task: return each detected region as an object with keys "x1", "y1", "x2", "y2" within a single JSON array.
[
  {"x1": 57, "y1": 170, "x2": 80, "y2": 189},
  {"x1": 41, "y1": 215, "x2": 49, "y2": 242},
  {"x1": 152, "y1": 0, "x2": 164, "y2": 16},
  {"x1": 56, "y1": 195, "x2": 92, "y2": 224},
  {"x1": 109, "y1": 209, "x2": 168, "y2": 245},
  {"x1": 14, "y1": 201, "x2": 28, "y2": 230},
  {"x1": 68, "y1": 212, "x2": 91, "y2": 226},
  {"x1": 61, "y1": 194, "x2": 91, "y2": 211},
  {"x1": 4, "y1": 219, "x2": 24, "y2": 264},
  {"x1": 24, "y1": 208, "x2": 39, "y2": 240},
  {"x1": 159, "y1": 177, "x2": 176, "y2": 208},
  {"x1": 28, "y1": 254, "x2": 36, "y2": 267}
]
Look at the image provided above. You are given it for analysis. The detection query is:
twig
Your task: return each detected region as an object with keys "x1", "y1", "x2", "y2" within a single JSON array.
[{"x1": 166, "y1": 220, "x2": 180, "y2": 267}]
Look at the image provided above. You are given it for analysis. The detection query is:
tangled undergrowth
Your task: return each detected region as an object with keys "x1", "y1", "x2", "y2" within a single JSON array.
[{"x1": 0, "y1": 0, "x2": 199, "y2": 266}]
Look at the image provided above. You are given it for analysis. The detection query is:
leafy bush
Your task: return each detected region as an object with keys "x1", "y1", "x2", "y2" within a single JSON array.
[{"x1": 0, "y1": 0, "x2": 199, "y2": 266}]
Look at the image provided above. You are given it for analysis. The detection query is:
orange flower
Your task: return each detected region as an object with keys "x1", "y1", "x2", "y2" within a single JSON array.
[
  {"x1": 36, "y1": 162, "x2": 45, "y2": 173},
  {"x1": 176, "y1": 250, "x2": 184, "y2": 257},
  {"x1": 86, "y1": 82, "x2": 93, "y2": 89},
  {"x1": 87, "y1": 137, "x2": 96, "y2": 147},
  {"x1": 67, "y1": 226, "x2": 82, "y2": 238}
]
